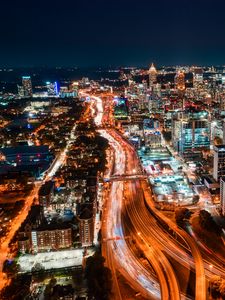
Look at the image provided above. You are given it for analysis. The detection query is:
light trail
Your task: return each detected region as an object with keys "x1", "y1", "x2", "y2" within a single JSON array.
[
  {"x1": 89, "y1": 92, "x2": 208, "y2": 300},
  {"x1": 89, "y1": 94, "x2": 162, "y2": 299}
]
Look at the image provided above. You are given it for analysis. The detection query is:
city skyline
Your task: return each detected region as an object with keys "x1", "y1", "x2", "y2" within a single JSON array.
[
  {"x1": 1, "y1": 0, "x2": 225, "y2": 299},
  {"x1": 1, "y1": 59, "x2": 225, "y2": 300}
]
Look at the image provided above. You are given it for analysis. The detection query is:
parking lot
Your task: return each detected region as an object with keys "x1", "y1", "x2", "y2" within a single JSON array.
[{"x1": 18, "y1": 249, "x2": 84, "y2": 273}]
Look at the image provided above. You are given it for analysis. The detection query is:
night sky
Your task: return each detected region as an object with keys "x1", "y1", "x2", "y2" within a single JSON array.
[{"x1": 1, "y1": 0, "x2": 225, "y2": 67}]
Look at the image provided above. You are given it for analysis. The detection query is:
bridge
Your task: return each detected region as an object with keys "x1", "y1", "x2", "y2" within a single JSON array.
[{"x1": 104, "y1": 174, "x2": 147, "y2": 182}]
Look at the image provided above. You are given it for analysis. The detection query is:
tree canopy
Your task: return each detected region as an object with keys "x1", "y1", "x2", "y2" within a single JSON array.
[{"x1": 85, "y1": 252, "x2": 112, "y2": 300}]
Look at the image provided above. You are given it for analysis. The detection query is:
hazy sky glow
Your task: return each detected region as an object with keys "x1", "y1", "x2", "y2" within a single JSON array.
[{"x1": 1, "y1": 0, "x2": 225, "y2": 67}]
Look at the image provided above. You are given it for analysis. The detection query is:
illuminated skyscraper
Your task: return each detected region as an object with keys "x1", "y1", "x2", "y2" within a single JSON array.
[
  {"x1": 70, "y1": 81, "x2": 79, "y2": 96},
  {"x1": 174, "y1": 70, "x2": 185, "y2": 92},
  {"x1": 172, "y1": 111, "x2": 210, "y2": 157},
  {"x1": 22, "y1": 76, "x2": 32, "y2": 97},
  {"x1": 193, "y1": 68, "x2": 203, "y2": 89},
  {"x1": 213, "y1": 145, "x2": 225, "y2": 182},
  {"x1": 46, "y1": 81, "x2": 59, "y2": 96},
  {"x1": 17, "y1": 84, "x2": 24, "y2": 97},
  {"x1": 149, "y1": 63, "x2": 157, "y2": 89}
]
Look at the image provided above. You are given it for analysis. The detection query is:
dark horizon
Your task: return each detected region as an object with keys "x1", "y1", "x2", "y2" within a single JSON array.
[
  {"x1": 0, "y1": 64, "x2": 225, "y2": 70},
  {"x1": 1, "y1": 0, "x2": 225, "y2": 67}
]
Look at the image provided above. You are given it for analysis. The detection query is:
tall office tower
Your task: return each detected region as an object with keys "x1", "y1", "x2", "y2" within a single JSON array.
[
  {"x1": 174, "y1": 70, "x2": 186, "y2": 110},
  {"x1": 22, "y1": 76, "x2": 33, "y2": 97},
  {"x1": 70, "y1": 81, "x2": 79, "y2": 96},
  {"x1": 220, "y1": 177, "x2": 225, "y2": 216},
  {"x1": 148, "y1": 93, "x2": 163, "y2": 114},
  {"x1": 222, "y1": 75, "x2": 225, "y2": 86},
  {"x1": 46, "y1": 81, "x2": 59, "y2": 96},
  {"x1": 174, "y1": 70, "x2": 185, "y2": 92},
  {"x1": 172, "y1": 111, "x2": 210, "y2": 157},
  {"x1": 17, "y1": 84, "x2": 24, "y2": 97},
  {"x1": 153, "y1": 83, "x2": 162, "y2": 97},
  {"x1": 213, "y1": 145, "x2": 225, "y2": 181},
  {"x1": 149, "y1": 63, "x2": 157, "y2": 89},
  {"x1": 193, "y1": 68, "x2": 203, "y2": 89},
  {"x1": 142, "y1": 79, "x2": 148, "y2": 90}
]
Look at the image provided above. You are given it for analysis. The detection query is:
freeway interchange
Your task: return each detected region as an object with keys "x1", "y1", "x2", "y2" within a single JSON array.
[{"x1": 85, "y1": 91, "x2": 225, "y2": 300}]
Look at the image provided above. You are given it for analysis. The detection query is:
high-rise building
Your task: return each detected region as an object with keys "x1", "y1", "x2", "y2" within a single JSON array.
[
  {"x1": 219, "y1": 93, "x2": 225, "y2": 112},
  {"x1": 114, "y1": 96, "x2": 129, "y2": 118},
  {"x1": 46, "y1": 81, "x2": 59, "y2": 96},
  {"x1": 17, "y1": 84, "x2": 24, "y2": 97},
  {"x1": 69, "y1": 81, "x2": 79, "y2": 97},
  {"x1": 38, "y1": 180, "x2": 55, "y2": 207},
  {"x1": 22, "y1": 76, "x2": 33, "y2": 97},
  {"x1": 213, "y1": 145, "x2": 225, "y2": 181},
  {"x1": 193, "y1": 68, "x2": 203, "y2": 89},
  {"x1": 172, "y1": 111, "x2": 210, "y2": 156},
  {"x1": 220, "y1": 177, "x2": 225, "y2": 216},
  {"x1": 148, "y1": 93, "x2": 163, "y2": 114},
  {"x1": 31, "y1": 227, "x2": 72, "y2": 253},
  {"x1": 223, "y1": 122, "x2": 225, "y2": 144},
  {"x1": 149, "y1": 63, "x2": 157, "y2": 89},
  {"x1": 78, "y1": 207, "x2": 94, "y2": 247},
  {"x1": 174, "y1": 70, "x2": 185, "y2": 92}
]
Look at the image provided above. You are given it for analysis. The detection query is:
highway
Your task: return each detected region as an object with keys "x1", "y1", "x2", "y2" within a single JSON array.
[
  {"x1": 86, "y1": 92, "x2": 164, "y2": 298},
  {"x1": 87, "y1": 92, "x2": 181, "y2": 299},
  {"x1": 100, "y1": 129, "x2": 161, "y2": 299},
  {"x1": 123, "y1": 180, "x2": 180, "y2": 300},
  {"x1": 88, "y1": 91, "x2": 208, "y2": 300}
]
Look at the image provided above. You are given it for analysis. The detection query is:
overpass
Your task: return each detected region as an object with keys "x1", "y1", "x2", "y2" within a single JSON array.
[{"x1": 104, "y1": 174, "x2": 147, "y2": 182}]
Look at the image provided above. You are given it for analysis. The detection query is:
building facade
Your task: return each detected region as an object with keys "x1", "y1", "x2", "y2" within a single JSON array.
[
  {"x1": 149, "y1": 63, "x2": 157, "y2": 89},
  {"x1": 78, "y1": 208, "x2": 94, "y2": 247},
  {"x1": 22, "y1": 76, "x2": 33, "y2": 97},
  {"x1": 38, "y1": 180, "x2": 55, "y2": 207},
  {"x1": 174, "y1": 70, "x2": 185, "y2": 92},
  {"x1": 220, "y1": 176, "x2": 225, "y2": 216},
  {"x1": 172, "y1": 111, "x2": 210, "y2": 155},
  {"x1": 213, "y1": 145, "x2": 225, "y2": 182},
  {"x1": 31, "y1": 227, "x2": 72, "y2": 253}
]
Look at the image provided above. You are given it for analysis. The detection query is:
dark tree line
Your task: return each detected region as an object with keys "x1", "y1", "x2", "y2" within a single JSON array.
[
  {"x1": 85, "y1": 252, "x2": 112, "y2": 300},
  {"x1": 175, "y1": 208, "x2": 192, "y2": 227},
  {"x1": 199, "y1": 210, "x2": 221, "y2": 235},
  {"x1": 209, "y1": 276, "x2": 225, "y2": 299}
]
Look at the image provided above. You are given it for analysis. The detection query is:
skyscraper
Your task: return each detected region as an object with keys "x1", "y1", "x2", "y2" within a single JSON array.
[
  {"x1": 17, "y1": 84, "x2": 24, "y2": 97},
  {"x1": 220, "y1": 176, "x2": 225, "y2": 216},
  {"x1": 174, "y1": 70, "x2": 185, "y2": 92},
  {"x1": 46, "y1": 81, "x2": 59, "y2": 96},
  {"x1": 22, "y1": 76, "x2": 33, "y2": 97},
  {"x1": 149, "y1": 63, "x2": 157, "y2": 89},
  {"x1": 193, "y1": 68, "x2": 203, "y2": 89},
  {"x1": 213, "y1": 145, "x2": 225, "y2": 182},
  {"x1": 172, "y1": 111, "x2": 210, "y2": 157}
]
